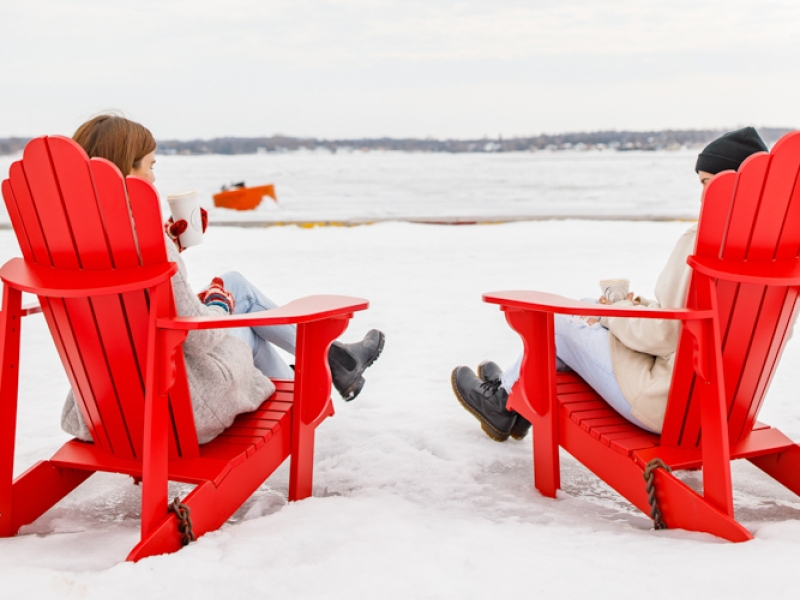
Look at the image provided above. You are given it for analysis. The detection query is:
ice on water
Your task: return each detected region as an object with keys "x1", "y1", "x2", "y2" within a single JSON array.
[{"x1": 1, "y1": 150, "x2": 702, "y2": 224}]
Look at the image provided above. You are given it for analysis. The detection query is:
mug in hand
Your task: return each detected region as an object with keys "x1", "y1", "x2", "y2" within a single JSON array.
[
  {"x1": 599, "y1": 278, "x2": 629, "y2": 303},
  {"x1": 166, "y1": 190, "x2": 204, "y2": 248}
]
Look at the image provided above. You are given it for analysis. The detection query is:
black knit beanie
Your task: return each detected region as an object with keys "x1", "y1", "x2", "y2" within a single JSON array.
[{"x1": 695, "y1": 127, "x2": 768, "y2": 174}]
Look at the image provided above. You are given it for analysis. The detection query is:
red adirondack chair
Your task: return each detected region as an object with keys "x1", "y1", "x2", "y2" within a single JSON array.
[
  {"x1": 0, "y1": 136, "x2": 368, "y2": 560},
  {"x1": 484, "y1": 131, "x2": 800, "y2": 541}
]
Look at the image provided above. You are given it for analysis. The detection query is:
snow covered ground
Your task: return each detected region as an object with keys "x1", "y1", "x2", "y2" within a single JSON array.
[{"x1": 2, "y1": 215, "x2": 800, "y2": 599}]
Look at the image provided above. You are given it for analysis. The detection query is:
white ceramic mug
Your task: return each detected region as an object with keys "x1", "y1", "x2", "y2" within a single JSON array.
[
  {"x1": 599, "y1": 278, "x2": 630, "y2": 303},
  {"x1": 166, "y1": 191, "x2": 204, "y2": 248}
]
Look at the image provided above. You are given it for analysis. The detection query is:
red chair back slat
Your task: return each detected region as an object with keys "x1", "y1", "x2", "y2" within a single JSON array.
[
  {"x1": 663, "y1": 132, "x2": 800, "y2": 448},
  {"x1": 126, "y1": 170, "x2": 199, "y2": 455},
  {"x1": 6, "y1": 161, "x2": 52, "y2": 265},
  {"x1": 1, "y1": 136, "x2": 199, "y2": 460}
]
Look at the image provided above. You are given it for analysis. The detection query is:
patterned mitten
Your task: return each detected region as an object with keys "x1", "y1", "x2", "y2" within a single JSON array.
[{"x1": 198, "y1": 277, "x2": 235, "y2": 314}]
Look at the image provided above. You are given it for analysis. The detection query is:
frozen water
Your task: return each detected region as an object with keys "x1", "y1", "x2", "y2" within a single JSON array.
[{"x1": 1, "y1": 150, "x2": 702, "y2": 225}]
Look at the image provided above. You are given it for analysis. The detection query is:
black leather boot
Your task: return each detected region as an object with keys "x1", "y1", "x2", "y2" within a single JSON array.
[
  {"x1": 451, "y1": 366, "x2": 516, "y2": 441},
  {"x1": 328, "y1": 329, "x2": 385, "y2": 401},
  {"x1": 477, "y1": 360, "x2": 531, "y2": 441}
]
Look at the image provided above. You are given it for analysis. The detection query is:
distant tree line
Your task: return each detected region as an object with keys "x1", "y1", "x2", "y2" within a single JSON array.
[{"x1": 1, "y1": 128, "x2": 793, "y2": 156}]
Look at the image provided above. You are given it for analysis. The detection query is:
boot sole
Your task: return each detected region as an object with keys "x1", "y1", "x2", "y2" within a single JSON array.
[
  {"x1": 509, "y1": 426, "x2": 530, "y2": 441},
  {"x1": 450, "y1": 368, "x2": 510, "y2": 442},
  {"x1": 340, "y1": 331, "x2": 386, "y2": 401}
]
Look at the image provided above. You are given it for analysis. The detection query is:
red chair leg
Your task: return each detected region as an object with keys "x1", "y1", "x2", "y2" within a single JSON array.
[
  {"x1": 0, "y1": 286, "x2": 22, "y2": 536},
  {"x1": 504, "y1": 309, "x2": 560, "y2": 497},
  {"x1": 749, "y1": 444, "x2": 800, "y2": 496},
  {"x1": 289, "y1": 317, "x2": 351, "y2": 502}
]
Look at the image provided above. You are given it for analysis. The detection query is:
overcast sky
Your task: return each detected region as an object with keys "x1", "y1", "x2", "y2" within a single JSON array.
[{"x1": 2, "y1": 0, "x2": 799, "y2": 140}]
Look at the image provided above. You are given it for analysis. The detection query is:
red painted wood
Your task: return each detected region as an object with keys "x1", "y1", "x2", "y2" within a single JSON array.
[
  {"x1": 651, "y1": 469, "x2": 752, "y2": 542},
  {"x1": 126, "y1": 177, "x2": 167, "y2": 266},
  {"x1": 748, "y1": 444, "x2": 800, "y2": 497},
  {"x1": 289, "y1": 317, "x2": 350, "y2": 500},
  {"x1": 607, "y1": 435, "x2": 659, "y2": 455},
  {"x1": 740, "y1": 290, "x2": 800, "y2": 438},
  {"x1": 484, "y1": 130, "x2": 800, "y2": 540},
  {"x1": 9, "y1": 462, "x2": 91, "y2": 533},
  {"x1": 118, "y1": 169, "x2": 197, "y2": 458},
  {"x1": 141, "y1": 283, "x2": 172, "y2": 537},
  {"x1": 484, "y1": 291, "x2": 713, "y2": 321},
  {"x1": 45, "y1": 297, "x2": 114, "y2": 452},
  {"x1": 162, "y1": 295, "x2": 369, "y2": 330},
  {"x1": 504, "y1": 309, "x2": 561, "y2": 497},
  {"x1": 1, "y1": 179, "x2": 34, "y2": 261},
  {"x1": 21, "y1": 138, "x2": 80, "y2": 269},
  {"x1": 128, "y1": 413, "x2": 293, "y2": 561},
  {"x1": 0, "y1": 257, "x2": 175, "y2": 296},
  {"x1": 0, "y1": 285, "x2": 22, "y2": 536},
  {"x1": 727, "y1": 287, "x2": 788, "y2": 436},
  {"x1": 634, "y1": 428, "x2": 796, "y2": 472},
  {"x1": 6, "y1": 161, "x2": 53, "y2": 266},
  {"x1": 2, "y1": 136, "x2": 368, "y2": 559},
  {"x1": 88, "y1": 158, "x2": 141, "y2": 269},
  {"x1": 694, "y1": 170, "x2": 736, "y2": 259},
  {"x1": 689, "y1": 255, "x2": 800, "y2": 285},
  {"x1": 561, "y1": 400, "x2": 609, "y2": 415}
]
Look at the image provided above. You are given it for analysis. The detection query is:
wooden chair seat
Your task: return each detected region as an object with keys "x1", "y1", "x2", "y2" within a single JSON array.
[{"x1": 557, "y1": 372, "x2": 659, "y2": 455}]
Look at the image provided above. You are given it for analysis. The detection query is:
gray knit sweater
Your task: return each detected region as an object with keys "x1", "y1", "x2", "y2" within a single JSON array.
[{"x1": 61, "y1": 237, "x2": 276, "y2": 444}]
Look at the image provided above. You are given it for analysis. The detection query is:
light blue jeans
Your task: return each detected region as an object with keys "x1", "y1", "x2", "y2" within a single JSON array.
[
  {"x1": 500, "y1": 302, "x2": 656, "y2": 433},
  {"x1": 216, "y1": 271, "x2": 297, "y2": 379}
]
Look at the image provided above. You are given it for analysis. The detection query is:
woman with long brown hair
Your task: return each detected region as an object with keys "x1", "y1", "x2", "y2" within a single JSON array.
[{"x1": 61, "y1": 114, "x2": 384, "y2": 444}]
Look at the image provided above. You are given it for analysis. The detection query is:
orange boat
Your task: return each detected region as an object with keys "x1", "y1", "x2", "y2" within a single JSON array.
[{"x1": 213, "y1": 183, "x2": 277, "y2": 210}]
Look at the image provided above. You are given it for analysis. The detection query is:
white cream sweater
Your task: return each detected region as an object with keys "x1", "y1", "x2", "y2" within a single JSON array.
[{"x1": 599, "y1": 224, "x2": 697, "y2": 433}]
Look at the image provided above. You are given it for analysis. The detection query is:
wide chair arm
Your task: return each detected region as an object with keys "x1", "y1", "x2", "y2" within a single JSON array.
[
  {"x1": 0, "y1": 257, "x2": 177, "y2": 297},
  {"x1": 483, "y1": 290, "x2": 713, "y2": 321},
  {"x1": 157, "y1": 295, "x2": 369, "y2": 330},
  {"x1": 483, "y1": 290, "x2": 720, "y2": 420},
  {"x1": 688, "y1": 255, "x2": 800, "y2": 286}
]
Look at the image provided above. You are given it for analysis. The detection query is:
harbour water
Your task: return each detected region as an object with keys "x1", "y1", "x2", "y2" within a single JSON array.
[{"x1": 0, "y1": 149, "x2": 703, "y2": 226}]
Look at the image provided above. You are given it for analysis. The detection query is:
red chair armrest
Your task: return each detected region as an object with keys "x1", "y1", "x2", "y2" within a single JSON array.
[
  {"x1": 688, "y1": 255, "x2": 800, "y2": 286},
  {"x1": 0, "y1": 258, "x2": 177, "y2": 297},
  {"x1": 158, "y1": 295, "x2": 369, "y2": 330},
  {"x1": 483, "y1": 290, "x2": 712, "y2": 320}
]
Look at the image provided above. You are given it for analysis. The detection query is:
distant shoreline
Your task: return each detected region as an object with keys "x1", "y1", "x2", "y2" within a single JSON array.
[
  {"x1": 0, "y1": 215, "x2": 699, "y2": 230},
  {"x1": 1, "y1": 128, "x2": 792, "y2": 157}
]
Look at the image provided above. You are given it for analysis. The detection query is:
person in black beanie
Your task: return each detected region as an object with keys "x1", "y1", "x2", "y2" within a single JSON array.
[
  {"x1": 452, "y1": 127, "x2": 770, "y2": 441},
  {"x1": 696, "y1": 127, "x2": 768, "y2": 177}
]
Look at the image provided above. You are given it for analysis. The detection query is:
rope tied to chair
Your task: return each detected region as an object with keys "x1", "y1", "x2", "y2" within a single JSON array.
[
  {"x1": 168, "y1": 497, "x2": 196, "y2": 546},
  {"x1": 643, "y1": 458, "x2": 672, "y2": 530}
]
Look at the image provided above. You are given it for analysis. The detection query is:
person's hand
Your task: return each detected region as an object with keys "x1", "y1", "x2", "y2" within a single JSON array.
[
  {"x1": 598, "y1": 292, "x2": 636, "y2": 305},
  {"x1": 585, "y1": 292, "x2": 635, "y2": 325},
  {"x1": 197, "y1": 276, "x2": 235, "y2": 314},
  {"x1": 165, "y1": 208, "x2": 209, "y2": 252}
]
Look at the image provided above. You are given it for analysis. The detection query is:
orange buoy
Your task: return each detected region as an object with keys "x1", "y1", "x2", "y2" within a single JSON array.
[{"x1": 213, "y1": 184, "x2": 277, "y2": 210}]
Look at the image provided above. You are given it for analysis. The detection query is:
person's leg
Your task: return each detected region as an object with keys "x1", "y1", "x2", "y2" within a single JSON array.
[
  {"x1": 553, "y1": 316, "x2": 656, "y2": 430},
  {"x1": 500, "y1": 352, "x2": 567, "y2": 393},
  {"x1": 218, "y1": 271, "x2": 385, "y2": 400},
  {"x1": 499, "y1": 314, "x2": 656, "y2": 433},
  {"x1": 227, "y1": 326, "x2": 295, "y2": 379},
  {"x1": 219, "y1": 271, "x2": 296, "y2": 354}
]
